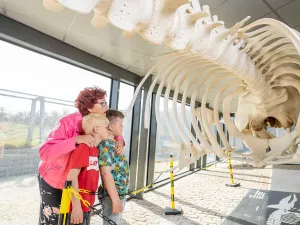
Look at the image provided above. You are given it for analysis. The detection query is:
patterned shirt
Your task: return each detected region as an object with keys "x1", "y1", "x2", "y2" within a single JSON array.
[{"x1": 98, "y1": 139, "x2": 130, "y2": 196}]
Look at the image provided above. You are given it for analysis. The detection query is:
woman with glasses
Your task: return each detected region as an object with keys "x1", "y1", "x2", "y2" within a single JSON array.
[{"x1": 37, "y1": 86, "x2": 125, "y2": 225}]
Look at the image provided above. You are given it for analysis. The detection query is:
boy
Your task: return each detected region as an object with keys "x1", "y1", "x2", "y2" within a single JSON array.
[
  {"x1": 98, "y1": 109, "x2": 130, "y2": 225},
  {"x1": 66, "y1": 113, "x2": 109, "y2": 225}
]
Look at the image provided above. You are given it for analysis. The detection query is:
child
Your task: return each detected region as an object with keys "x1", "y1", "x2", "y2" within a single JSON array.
[
  {"x1": 66, "y1": 113, "x2": 109, "y2": 225},
  {"x1": 98, "y1": 109, "x2": 130, "y2": 225}
]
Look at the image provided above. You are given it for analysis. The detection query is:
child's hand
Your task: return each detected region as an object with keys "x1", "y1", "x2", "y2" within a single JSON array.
[
  {"x1": 112, "y1": 198, "x2": 123, "y2": 214},
  {"x1": 116, "y1": 140, "x2": 124, "y2": 155},
  {"x1": 71, "y1": 206, "x2": 83, "y2": 224}
]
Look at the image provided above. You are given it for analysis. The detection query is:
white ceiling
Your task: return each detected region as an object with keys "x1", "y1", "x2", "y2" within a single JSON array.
[
  {"x1": 0, "y1": 0, "x2": 299, "y2": 111},
  {"x1": 1, "y1": 0, "x2": 299, "y2": 77},
  {"x1": 0, "y1": 0, "x2": 173, "y2": 77}
]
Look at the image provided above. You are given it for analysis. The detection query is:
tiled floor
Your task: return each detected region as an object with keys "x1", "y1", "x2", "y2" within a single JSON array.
[{"x1": 2, "y1": 161, "x2": 289, "y2": 225}]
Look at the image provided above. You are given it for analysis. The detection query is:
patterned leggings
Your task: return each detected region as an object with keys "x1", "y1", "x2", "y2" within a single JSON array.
[{"x1": 38, "y1": 174, "x2": 62, "y2": 225}]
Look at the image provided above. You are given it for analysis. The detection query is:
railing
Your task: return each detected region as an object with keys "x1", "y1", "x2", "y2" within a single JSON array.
[
  {"x1": 0, "y1": 89, "x2": 75, "y2": 180},
  {"x1": 0, "y1": 89, "x2": 74, "y2": 145}
]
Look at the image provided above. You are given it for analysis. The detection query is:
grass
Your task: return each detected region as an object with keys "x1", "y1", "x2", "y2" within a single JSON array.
[{"x1": 0, "y1": 122, "x2": 41, "y2": 149}]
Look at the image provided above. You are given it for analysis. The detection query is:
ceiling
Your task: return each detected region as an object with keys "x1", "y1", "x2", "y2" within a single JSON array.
[
  {"x1": 1, "y1": 0, "x2": 299, "y2": 77},
  {"x1": 0, "y1": 0, "x2": 299, "y2": 111}
]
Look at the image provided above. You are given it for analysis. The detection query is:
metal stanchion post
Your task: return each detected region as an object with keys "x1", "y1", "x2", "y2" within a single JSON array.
[
  {"x1": 165, "y1": 155, "x2": 182, "y2": 215},
  {"x1": 225, "y1": 152, "x2": 240, "y2": 187},
  {"x1": 58, "y1": 181, "x2": 72, "y2": 225}
]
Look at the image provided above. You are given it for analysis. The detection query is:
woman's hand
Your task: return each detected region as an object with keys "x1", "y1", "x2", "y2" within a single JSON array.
[
  {"x1": 75, "y1": 135, "x2": 96, "y2": 147},
  {"x1": 116, "y1": 139, "x2": 125, "y2": 156}
]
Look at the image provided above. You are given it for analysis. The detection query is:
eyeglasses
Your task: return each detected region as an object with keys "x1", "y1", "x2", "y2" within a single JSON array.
[{"x1": 96, "y1": 101, "x2": 107, "y2": 107}]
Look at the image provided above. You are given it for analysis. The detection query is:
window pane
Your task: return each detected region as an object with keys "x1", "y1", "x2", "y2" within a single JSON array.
[
  {"x1": 118, "y1": 82, "x2": 134, "y2": 159},
  {"x1": 0, "y1": 40, "x2": 112, "y2": 179},
  {"x1": 154, "y1": 97, "x2": 190, "y2": 182}
]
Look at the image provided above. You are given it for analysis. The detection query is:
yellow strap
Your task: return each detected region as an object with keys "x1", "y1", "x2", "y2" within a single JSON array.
[
  {"x1": 78, "y1": 189, "x2": 91, "y2": 194},
  {"x1": 130, "y1": 162, "x2": 169, "y2": 195},
  {"x1": 73, "y1": 162, "x2": 170, "y2": 198},
  {"x1": 70, "y1": 187, "x2": 91, "y2": 208},
  {"x1": 60, "y1": 187, "x2": 72, "y2": 214},
  {"x1": 130, "y1": 183, "x2": 152, "y2": 195}
]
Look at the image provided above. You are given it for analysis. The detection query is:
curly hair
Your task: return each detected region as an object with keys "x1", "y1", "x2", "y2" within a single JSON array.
[{"x1": 75, "y1": 86, "x2": 107, "y2": 116}]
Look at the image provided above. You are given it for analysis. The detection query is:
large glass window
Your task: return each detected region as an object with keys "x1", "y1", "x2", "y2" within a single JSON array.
[
  {"x1": 154, "y1": 97, "x2": 191, "y2": 182},
  {"x1": 0, "y1": 40, "x2": 111, "y2": 179},
  {"x1": 117, "y1": 82, "x2": 134, "y2": 159},
  {"x1": 267, "y1": 126, "x2": 290, "y2": 137}
]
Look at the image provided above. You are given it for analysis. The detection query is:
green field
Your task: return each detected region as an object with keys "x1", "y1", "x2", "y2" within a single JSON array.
[{"x1": 0, "y1": 122, "x2": 41, "y2": 149}]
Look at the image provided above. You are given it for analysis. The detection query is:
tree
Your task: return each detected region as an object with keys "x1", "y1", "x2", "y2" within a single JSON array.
[{"x1": 0, "y1": 107, "x2": 8, "y2": 121}]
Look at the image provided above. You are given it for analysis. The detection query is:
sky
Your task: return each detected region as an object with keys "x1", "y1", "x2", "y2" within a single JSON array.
[{"x1": 0, "y1": 40, "x2": 133, "y2": 114}]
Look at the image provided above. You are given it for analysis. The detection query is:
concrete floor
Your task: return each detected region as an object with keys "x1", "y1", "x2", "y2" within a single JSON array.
[{"x1": 0, "y1": 162, "x2": 299, "y2": 225}]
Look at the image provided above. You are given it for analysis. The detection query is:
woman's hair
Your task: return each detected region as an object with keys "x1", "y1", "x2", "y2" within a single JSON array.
[{"x1": 75, "y1": 86, "x2": 106, "y2": 116}]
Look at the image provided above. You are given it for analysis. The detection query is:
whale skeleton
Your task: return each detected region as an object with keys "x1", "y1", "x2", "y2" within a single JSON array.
[{"x1": 44, "y1": 0, "x2": 300, "y2": 169}]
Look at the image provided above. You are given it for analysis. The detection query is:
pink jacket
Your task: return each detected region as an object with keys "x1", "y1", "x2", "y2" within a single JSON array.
[{"x1": 38, "y1": 112, "x2": 123, "y2": 190}]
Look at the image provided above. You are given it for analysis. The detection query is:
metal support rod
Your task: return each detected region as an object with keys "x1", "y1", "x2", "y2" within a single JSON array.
[
  {"x1": 170, "y1": 155, "x2": 175, "y2": 210},
  {"x1": 202, "y1": 154, "x2": 207, "y2": 169},
  {"x1": 39, "y1": 97, "x2": 45, "y2": 144},
  {"x1": 128, "y1": 90, "x2": 142, "y2": 194},
  {"x1": 135, "y1": 81, "x2": 151, "y2": 199},
  {"x1": 225, "y1": 152, "x2": 240, "y2": 187},
  {"x1": 228, "y1": 153, "x2": 235, "y2": 184},
  {"x1": 196, "y1": 157, "x2": 202, "y2": 168},
  {"x1": 191, "y1": 102, "x2": 201, "y2": 170},
  {"x1": 109, "y1": 79, "x2": 120, "y2": 109},
  {"x1": 28, "y1": 99, "x2": 36, "y2": 141},
  {"x1": 146, "y1": 93, "x2": 157, "y2": 188},
  {"x1": 58, "y1": 181, "x2": 72, "y2": 225},
  {"x1": 164, "y1": 155, "x2": 182, "y2": 215}
]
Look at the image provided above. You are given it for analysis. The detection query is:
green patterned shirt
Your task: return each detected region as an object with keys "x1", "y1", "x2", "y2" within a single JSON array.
[{"x1": 98, "y1": 139, "x2": 129, "y2": 196}]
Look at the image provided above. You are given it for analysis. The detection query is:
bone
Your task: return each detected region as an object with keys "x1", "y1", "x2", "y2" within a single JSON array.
[
  {"x1": 258, "y1": 45, "x2": 295, "y2": 71},
  {"x1": 145, "y1": 52, "x2": 191, "y2": 134},
  {"x1": 201, "y1": 75, "x2": 233, "y2": 157},
  {"x1": 183, "y1": 65, "x2": 219, "y2": 152},
  {"x1": 189, "y1": 68, "x2": 228, "y2": 154},
  {"x1": 213, "y1": 79, "x2": 246, "y2": 152},
  {"x1": 91, "y1": 0, "x2": 112, "y2": 28},
  {"x1": 106, "y1": 0, "x2": 153, "y2": 31},
  {"x1": 42, "y1": 1, "x2": 300, "y2": 167},
  {"x1": 268, "y1": 67, "x2": 300, "y2": 84},
  {"x1": 240, "y1": 18, "x2": 300, "y2": 54},
  {"x1": 143, "y1": 52, "x2": 190, "y2": 131},
  {"x1": 267, "y1": 57, "x2": 300, "y2": 73},
  {"x1": 224, "y1": 88, "x2": 299, "y2": 164},
  {"x1": 170, "y1": 59, "x2": 208, "y2": 152},
  {"x1": 203, "y1": 78, "x2": 252, "y2": 161},
  {"x1": 43, "y1": 0, "x2": 64, "y2": 12},
  {"x1": 140, "y1": 0, "x2": 187, "y2": 45},
  {"x1": 126, "y1": 52, "x2": 180, "y2": 119},
  {"x1": 160, "y1": 54, "x2": 197, "y2": 139},
  {"x1": 252, "y1": 38, "x2": 290, "y2": 63},
  {"x1": 165, "y1": 4, "x2": 209, "y2": 50},
  {"x1": 161, "y1": 0, "x2": 190, "y2": 15},
  {"x1": 162, "y1": 54, "x2": 198, "y2": 142}
]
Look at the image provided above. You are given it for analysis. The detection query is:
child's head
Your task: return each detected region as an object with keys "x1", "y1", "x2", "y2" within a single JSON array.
[
  {"x1": 82, "y1": 113, "x2": 109, "y2": 141},
  {"x1": 106, "y1": 109, "x2": 124, "y2": 137}
]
